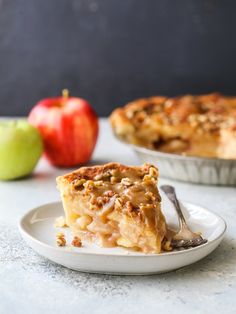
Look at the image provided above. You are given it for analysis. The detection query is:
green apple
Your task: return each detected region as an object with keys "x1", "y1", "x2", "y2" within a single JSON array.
[{"x1": 0, "y1": 119, "x2": 43, "y2": 180}]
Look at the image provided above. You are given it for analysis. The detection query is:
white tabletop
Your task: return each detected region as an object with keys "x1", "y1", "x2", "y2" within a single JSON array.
[{"x1": 0, "y1": 118, "x2": 235, "y2": 314}]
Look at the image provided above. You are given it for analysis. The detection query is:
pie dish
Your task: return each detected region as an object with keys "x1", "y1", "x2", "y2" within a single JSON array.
[
  {"x1": 56, "y1": 163, "x2": 169, "y2": 254},
  {"x1": 110, "y1": 93, "x2": 236, "y2": 159},
  {"x1": 110, "y1": 93, "x2": 236, "y2": 185}
]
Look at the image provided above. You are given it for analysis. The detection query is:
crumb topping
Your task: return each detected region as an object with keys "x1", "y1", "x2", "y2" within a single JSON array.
[
  {"x1": 71, "y1": 236, "x2": 82, "y2": 247},
  {"x1": 56, "y1": 232, "x2": 66, "y2": 247},
  {"x1": 110, "y1": 93, "x2": 236, "y2": 158},
  {"x1": 65, "y1": 164, "x2": 161, "y2": 224}
]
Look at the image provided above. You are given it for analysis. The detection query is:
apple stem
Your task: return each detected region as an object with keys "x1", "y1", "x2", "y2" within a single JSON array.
[{"x1": 62, "y1": 89, "x2": 69, "y2": 98}]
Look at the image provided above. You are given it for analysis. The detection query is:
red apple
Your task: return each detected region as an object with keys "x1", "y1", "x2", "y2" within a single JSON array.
[{"x1": 28, "y1": 90, "x2": 99, "y2": 167}]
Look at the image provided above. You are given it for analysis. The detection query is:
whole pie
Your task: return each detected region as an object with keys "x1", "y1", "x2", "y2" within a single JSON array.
[
  {"x1": 56, "y1": 163, "x2": 168, "y2": 253},
  {"x1": 110, "y1": 93, "x2": 236, "y2": 159}
]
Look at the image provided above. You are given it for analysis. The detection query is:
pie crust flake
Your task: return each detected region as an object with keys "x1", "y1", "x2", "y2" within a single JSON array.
[
  {"x1": 56, "y1": 163, "x2": 167, "y2": 253},
  {"x1": 110, "y1": 93, "x2": 236, "y2": 159}
]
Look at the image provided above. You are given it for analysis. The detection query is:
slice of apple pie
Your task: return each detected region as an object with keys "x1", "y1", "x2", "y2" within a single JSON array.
[{"x1": 56, "y1": 163, "x2": 167, "y2": 253}]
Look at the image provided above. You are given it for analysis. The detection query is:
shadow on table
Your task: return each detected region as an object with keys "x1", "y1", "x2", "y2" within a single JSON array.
[
  {"x1": 141, "y1": 236, "x2": 236, "y2": 281},
  {"x1": 25, "y1": 158, "x2": 112, "y2": 180},
  {"x1": 86, "y1": 158, "x2": 113, "y2": 166},
  {"x1": 22, "y1": 236, "x2": 234, "y2": 297}
]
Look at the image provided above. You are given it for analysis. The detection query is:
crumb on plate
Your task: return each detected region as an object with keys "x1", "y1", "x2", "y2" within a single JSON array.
[
  {"x1": 56, "y1": 232, "x2": 66, "y2": 247},
  {"x1": 71, "y1": 236, "x2": 82, "y2": 247},
  {"x1": 54, "y1": 216, "x2": 68, "y2": 228}
]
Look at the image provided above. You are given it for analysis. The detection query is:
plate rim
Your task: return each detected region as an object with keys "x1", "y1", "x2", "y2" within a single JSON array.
[{"x1": 18, "y1": 200, "x2": 227, "y2": 258}]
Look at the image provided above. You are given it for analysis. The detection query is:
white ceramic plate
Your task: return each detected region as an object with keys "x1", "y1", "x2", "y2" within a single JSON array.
[{"x1": 19, "y1": 200, "x2": 226, "y2": 275}]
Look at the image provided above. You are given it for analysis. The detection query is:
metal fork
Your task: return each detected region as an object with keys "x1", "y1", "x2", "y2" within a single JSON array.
[{"x1": 160, "y1": 185, "x2": 207, "y2": 249}]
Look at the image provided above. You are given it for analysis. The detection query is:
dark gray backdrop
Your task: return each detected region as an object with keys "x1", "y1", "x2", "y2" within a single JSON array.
[{"x1": 0, "y1": 0, "x2": 236, "y2": 116}]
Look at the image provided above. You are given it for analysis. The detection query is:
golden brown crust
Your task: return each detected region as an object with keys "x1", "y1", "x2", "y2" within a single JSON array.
[
  {"x1": 57, "y1": 162, "x2": 155, "y2": 184},
  {"x1": 110, "y1": 93, "x2": 236, "y2": 158}
]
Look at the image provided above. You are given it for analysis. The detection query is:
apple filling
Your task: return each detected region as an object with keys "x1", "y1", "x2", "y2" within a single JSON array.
[{"x1": 56, "y1": 163, "x2": 167, "y2": 253}]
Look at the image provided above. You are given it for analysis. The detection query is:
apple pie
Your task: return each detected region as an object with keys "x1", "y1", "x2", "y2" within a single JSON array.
[
  {"x1": 56, "y1": 163, "x2": 168, "y2": 253},
  {"x1": 110, "y1": 93, "x2": 236, "y2": 159}
]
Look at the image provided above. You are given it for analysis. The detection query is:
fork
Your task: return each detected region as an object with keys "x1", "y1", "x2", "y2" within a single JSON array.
[{"x1": 160, "y1": 185, "x2": 207, "y2": 249}]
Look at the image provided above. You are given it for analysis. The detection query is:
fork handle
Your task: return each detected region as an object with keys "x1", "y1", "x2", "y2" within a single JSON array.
[{"x1": 160, "y1": 185, "x2": 188, "y2": 229}]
